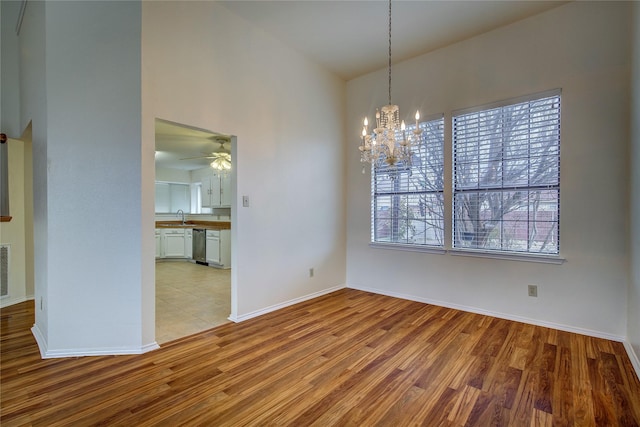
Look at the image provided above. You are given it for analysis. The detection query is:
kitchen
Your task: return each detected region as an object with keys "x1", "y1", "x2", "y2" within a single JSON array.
[{"x1": 154, "y1": 119, "x2": 233, "y2": 343}]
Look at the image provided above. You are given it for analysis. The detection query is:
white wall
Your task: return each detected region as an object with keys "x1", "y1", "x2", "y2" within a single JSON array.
[
  {"x1": 155, "y1": 167, "x2": 190, "y2": 184},
  {"x1": 1, "y1": 0, "x2": 22, "y2": 137},
  {"x1": 628, "y1": 2, "x2": 640, "y2": 371},
  {"x1": 347, "y1": 2, "x2": 631, "y2": 339},
  {"x1": 0, "y1": 139, "x2": 29, "y2": 308},
  {"x1": 15, "y1": 1, "x2": 152, "y2": 356},
  {"x1": 17, "y1": 0, "x2": 49, "y2": 342},
  {"x1": 142, "y1": 2, "x2": 346, "y2": 320}
]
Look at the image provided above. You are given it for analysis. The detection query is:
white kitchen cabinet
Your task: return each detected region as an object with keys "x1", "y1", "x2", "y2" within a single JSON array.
[
  {"x1": 220, "y1": 174, "x2": 231, "y2": 206},
  {"x1": 201, "y1": 172, "x2": 231, "y2": 208},
  {"x1": 164, "y1": 229, "x2": 186, "y2": 258},
  {"x1": 201, "y1": 175, "x2": 219, "y2": 207},
  {"x1": 205, "y1": 229, "x2": 230, "y2": 268},
  {"x1": 156, "y1": 228, "x2": 191, "y2": 258},
  {"x1": 205, "y1": 230, "x2": 221, "y2": 265},
  {"x1": 185, "y1": 229, "x2": 192, "y2": 259}
]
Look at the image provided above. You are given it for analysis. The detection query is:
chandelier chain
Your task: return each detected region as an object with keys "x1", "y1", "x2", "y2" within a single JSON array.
[{"x1": 388, "y1": 0, "x2": 392, "y2": 105}]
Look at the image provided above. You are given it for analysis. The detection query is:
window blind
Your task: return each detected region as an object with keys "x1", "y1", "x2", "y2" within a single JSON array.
[
  {"x1": 372, "y1": 116, "x2": 445, "y2": 247},
  {"x1": 452, "y1": 91, "x2": 561, "y2": 254}
]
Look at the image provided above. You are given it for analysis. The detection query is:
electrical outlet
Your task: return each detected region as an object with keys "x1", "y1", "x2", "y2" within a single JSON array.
[
  {"x1": 528, "y1": 284, "x2": 538, "y2": 297},
  {"x1": 309, "y1": 268, "x2": 314, "y2": 278}
]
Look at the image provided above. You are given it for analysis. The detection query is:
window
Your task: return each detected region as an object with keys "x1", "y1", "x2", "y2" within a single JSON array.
[
  {"x1": 0, "y1": 135, "x2": 9, "y2": 221},
  {"x1": 372, "y1": 116, "x2": 445, "y2": 247},
  {"x1": 154, "y1": 182, "x2": 190, "y2": 213},
  {"x1": 452, "y1": 91, "x2": 560, "y2": 255}
]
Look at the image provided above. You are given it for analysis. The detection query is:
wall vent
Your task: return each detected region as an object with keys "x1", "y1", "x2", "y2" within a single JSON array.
[{"x1": 0, "y1": 245, "x2": 8, "y2": 297}]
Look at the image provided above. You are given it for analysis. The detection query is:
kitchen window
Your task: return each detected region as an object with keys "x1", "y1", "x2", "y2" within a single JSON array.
[
  {"x1": 371, "y1": 116, "x2": 445, "y2": 248},
  {"x1": 452, "y1": 90, "x2": 561, "y2": 256}
]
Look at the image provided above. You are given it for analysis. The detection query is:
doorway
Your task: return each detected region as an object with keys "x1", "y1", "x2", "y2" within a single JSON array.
[{"x1": 154, "y1": 119, "x2": 234, "y2": 344}]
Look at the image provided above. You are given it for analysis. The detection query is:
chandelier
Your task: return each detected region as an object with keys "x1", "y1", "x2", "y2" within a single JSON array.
[
  {"x1": 210, "y1": 153, "x2": 231, "y2": 171},
  {"x1": 359, "y1": 0, "x2": 421, "y2": 176}
]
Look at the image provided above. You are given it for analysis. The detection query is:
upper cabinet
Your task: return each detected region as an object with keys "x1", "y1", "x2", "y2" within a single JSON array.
[{"x1": 202, "y1": 172, "x2": 231, "y2": 208}]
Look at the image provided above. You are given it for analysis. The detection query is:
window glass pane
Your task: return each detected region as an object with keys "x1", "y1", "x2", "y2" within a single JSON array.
[
  {"x1": 155, "y1": 183, "x2": 171, "y2": 213},
  {"x1": 453, "y1": 92, "x2": 560, "y2": 255},
  {"x1": 155, "y1": 182, "x2": 191, "y2": 213},
  {"x1": 372, "y1": 117, "x2": 445, "y2": 247}
]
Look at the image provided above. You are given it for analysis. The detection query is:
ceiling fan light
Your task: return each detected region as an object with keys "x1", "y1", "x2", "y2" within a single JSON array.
[{"x1": 210, "y1": 153, "x2": 232, "y2": 171}]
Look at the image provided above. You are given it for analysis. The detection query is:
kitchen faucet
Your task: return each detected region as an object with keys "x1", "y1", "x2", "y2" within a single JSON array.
[{"x1": 177, "y1": 209, "x2": 185, "y2": 225}]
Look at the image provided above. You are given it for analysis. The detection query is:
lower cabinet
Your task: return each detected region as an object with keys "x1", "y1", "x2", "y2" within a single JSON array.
[
  {"x1": 206, "y1": 229, "x2": 231, "y2": 268},
  {"x1": 163, "y1": 229, "x2": 186, "y2": 258},
  {"x1": 155, "y1": 227, "x2": 228, "y2": 267},
  {"x1": 206, "y1": 230, "x2": 220, "y2": 265},
  {"x1": 156, "y1": 228, "x2": 190, "y2": 259}
]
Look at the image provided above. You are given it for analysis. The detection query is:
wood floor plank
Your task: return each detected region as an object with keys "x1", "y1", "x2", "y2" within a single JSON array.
[{"x1": 2, "y1": 290, "x2": 639, "y2": 426}]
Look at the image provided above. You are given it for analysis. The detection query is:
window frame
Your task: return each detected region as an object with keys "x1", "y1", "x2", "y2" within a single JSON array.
[
  {"x1": 367, "y1": 89, "x2": 565, "y2": 264},
  {"x1": 451, "y1": 89, "x2": 562, "y2": 259},
  {"x1": 0, "y1": 135, "x2": 10, "y2": 222},
  {"x1": 370, "y1": 114, "x2": 446, "y2": 252}
]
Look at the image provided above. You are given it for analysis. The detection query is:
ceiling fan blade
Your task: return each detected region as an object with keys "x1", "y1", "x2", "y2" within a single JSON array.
[
  {"x1": 179, "y1": 155, "x2": 216, "y2": 160},
  {"x1": 179, "y1": 152, "x2": 229, "y2": 161}
]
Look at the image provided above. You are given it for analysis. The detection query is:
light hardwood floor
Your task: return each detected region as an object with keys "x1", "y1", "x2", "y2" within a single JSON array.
[
  {"x1": 156, "y1": 261, "x2": 230, "y2": 343},
  {"x1": 1, "y1": 289, "x2": 639, "y2": 426}
]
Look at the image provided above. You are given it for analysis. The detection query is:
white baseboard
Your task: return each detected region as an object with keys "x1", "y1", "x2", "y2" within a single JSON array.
[
  {"x1": 623, "y1": 341, "x2": 640, "y2": 381},
  {"x1": 31, "y1": 323, "x2": 48, "y2": 358},
  {"x1": 229, "y1": 285, "x2": 346, "y2": 323},
  {"x1": 348, "y1": 284, "x2": 626, "y2": 343},
  {"x1": 31, "y1": 324, "x2": 160, "y2": 359}
]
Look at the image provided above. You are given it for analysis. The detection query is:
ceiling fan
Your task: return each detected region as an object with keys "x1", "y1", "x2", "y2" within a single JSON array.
[{"x1": 179, "y1": 137, "x2": 232, "y2": 170}]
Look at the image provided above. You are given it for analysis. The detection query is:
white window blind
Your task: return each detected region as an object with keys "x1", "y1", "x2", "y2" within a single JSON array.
[
  {"x1": 372, "y1": 116, "x2": 445, "y2": 247},
  {"x1": 452, "y1": 91, "x2": 561, "y2": 255}
]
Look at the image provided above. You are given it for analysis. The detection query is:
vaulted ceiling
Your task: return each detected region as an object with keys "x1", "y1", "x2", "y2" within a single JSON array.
[
  {"x1": 219, "y1": 1, "x2": 567, "y2": 81},
  {"x1": 156, "y1": 1, "x2": 567, "y2": 170}
]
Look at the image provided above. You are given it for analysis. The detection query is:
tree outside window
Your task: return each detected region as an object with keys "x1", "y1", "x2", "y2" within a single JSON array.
[
  {"x1": 452, "y1": 93, "x2": 561, "y2": 254},
  {"x1": 372, "y1": 117, "x2": 445, "y2": 247}
]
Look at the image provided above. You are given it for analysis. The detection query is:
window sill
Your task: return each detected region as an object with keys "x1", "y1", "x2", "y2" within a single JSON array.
[
  {"x1": 0, "y1": 216, "x2": 12, "y2": 223},
  {"x1": 368, "y1": 243, "x2": 565, "y2": 264},
  {"x1": 449, "y1": 249, "x2": 565, "y2": 264},
  {"x1": 369, "y1": 242, "x2": 446, "y2": 255}
]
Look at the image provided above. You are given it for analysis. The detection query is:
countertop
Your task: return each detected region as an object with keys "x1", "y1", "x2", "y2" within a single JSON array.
[{"x1": 155, "y1": 220, "x2": 231, "y2": 230}]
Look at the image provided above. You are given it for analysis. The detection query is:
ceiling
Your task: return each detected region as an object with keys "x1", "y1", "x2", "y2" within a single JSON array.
[
  {"x1": 219, "y1": 0, "x2": 567, "y2": 81},
  {"x1": 155, "y1": 120, "x2": 231, "y2": 171},
  {"x1": 155, "y1": 1, "x2": 567, "y2": 171}
]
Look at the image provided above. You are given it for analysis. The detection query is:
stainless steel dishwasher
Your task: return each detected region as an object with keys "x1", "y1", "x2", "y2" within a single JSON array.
[{"x1": 192, "y1": 228, "x2": 207, "y2": 264}]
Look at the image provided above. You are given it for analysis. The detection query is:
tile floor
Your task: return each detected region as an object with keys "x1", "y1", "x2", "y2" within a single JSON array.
[{"x1": 155, "y1": 261, "x2": 231, "y2": 344}]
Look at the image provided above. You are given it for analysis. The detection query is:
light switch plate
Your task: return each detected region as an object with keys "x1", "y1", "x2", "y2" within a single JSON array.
[{"x1": 242, "y1": 196, "x2": 250, "y2": 207}]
